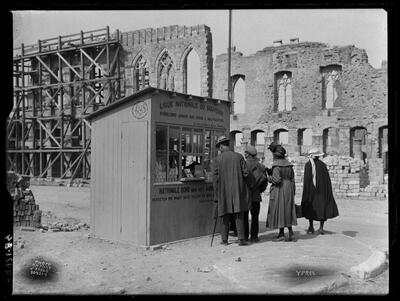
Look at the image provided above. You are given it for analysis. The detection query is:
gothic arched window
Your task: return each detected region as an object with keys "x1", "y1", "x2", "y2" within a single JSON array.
[
  {"x1": 158, "y1": 52, "x2": 175, "y2": 91},
  {"x1": 321, "y1": 65, "x2": 342, "y2": 109},
  {"x1": 232, "y1": 75, "x2": 246, "y2": 114},
  {"x1": 275, "y1": 72, "x2": 292, "y2": 112},
  {"x1": 326, "y1": 70, "x2": 340, "y2": 109},
  {"x1": 133, "y1": 56, "x2": 149, "y2": 91}
]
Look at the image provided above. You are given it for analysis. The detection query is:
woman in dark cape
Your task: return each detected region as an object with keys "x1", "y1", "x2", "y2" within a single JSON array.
[
  {"x1": 301, "y1": 148, "x2": 339, "y2": 234},
  {"x1": 265, "y1": 142, "x2": 297, "y2": 242}
]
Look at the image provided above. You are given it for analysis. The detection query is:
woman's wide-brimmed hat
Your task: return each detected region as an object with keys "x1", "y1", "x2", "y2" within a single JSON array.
[
  {"x1": 308, "y1": 148, "x2": 324, "y2": 157},
  {"x1": 215, "y1": 136, "x2": 230, "y2": 147},
  {"x1": 267, "y1": 141, "x2": 278, "y2": 152},
  {"x1": 273, "y1": 145, "x2": 287, "y2": 158}
]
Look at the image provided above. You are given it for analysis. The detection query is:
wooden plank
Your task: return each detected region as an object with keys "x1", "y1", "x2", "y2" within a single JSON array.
[
  {"x1": 113, "y1": 113, "x2": 119, "y2": 240},
  {"x1": 120, "y1": 121, "x2": 148, "y2": 244}
]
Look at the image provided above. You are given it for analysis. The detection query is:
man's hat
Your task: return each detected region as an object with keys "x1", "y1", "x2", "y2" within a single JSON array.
[
  {"x1": 245, "y1": 145, "x2": 257, "y2": 156},
  {"x1": 308, "y1": 148, "x2": 324, "y2": 157},
  {"x1": 215, "y1": 136, "x2": 230, "y2": 147}
]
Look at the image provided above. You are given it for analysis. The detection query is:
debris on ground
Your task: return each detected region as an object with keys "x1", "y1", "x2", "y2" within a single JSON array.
[
  {"x1": 111, "y1": 287, "x2": 126, "y2": 294},
  {"x1": 197, "y1": 266, "x2": 213, "y2": 273},
  {"x1": 39, "y1": 221, "x2": 90, "y2": 232}
]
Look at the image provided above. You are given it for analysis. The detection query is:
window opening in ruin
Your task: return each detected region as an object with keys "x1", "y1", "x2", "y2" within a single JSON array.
[
  {"x1": 158, "y1": 51, "x2": 175, "y2": 91},
  {"x1": 350, "y1": 127, "x2": 367, "y2": 158},
  {"x1": 232, "y1": 75, "x2": 246, "y2": 114},
  {"x1": 251, "y1": 130, "x2": 265, "y2": 146},
  {"x1": 133, "y1": 55, "x2": 149, "y2": 92},
  {"x1": 274, "y1": 129, "x2": 288, "y2": 145},
  {"x1": 379, "y1": 126, "x2": 388, "y2": 173},
  {"x1": 326, "y1": 70, "x2": 339, "y2": 108},
  {"x1": 184, "y1": 48, "x2": 201, "y2": 96},
  {"x1": 321, "y1": 65, "x2": 342, "y2": 109},
  {"x1": 154, "y1": 124, "x2": 223, "y2": 183},
  {"x1": 234, "y1": 132, "x2": 243, "y2": 147},
  {"x1": 298, "y1": 128, "x2": 313, "y2": 155},
  {"x1": 322, "y1": 127, "x2": 339, "y2": 155}
]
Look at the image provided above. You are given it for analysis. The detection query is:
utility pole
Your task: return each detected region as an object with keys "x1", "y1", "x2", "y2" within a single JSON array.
[{"x1": 228, "y1": 9, "x2": 233, "y2": 114}]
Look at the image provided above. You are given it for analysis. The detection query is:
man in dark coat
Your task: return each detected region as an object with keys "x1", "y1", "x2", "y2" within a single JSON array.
[
  {"x1": 243, "y1": 145, "x2": 267, "y2": 242},
  {"x1": 213, "y1": 136, "x2": 250, "y2": 246},
  {"x1": 301, "y1": 148, "x2": 339, "y2": 234}
]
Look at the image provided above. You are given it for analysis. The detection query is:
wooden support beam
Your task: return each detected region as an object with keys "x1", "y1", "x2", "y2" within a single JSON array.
[
  {"x1": 83, "y1": 47, "x2": 106, "y2": 76},
  {"x1": 35, "y1": 56, "x2": 59, "y2": 82},
  {"x1": 56, "y1": 52, "x2": 82, "y2": 79},
  {"x1": 81, "y1": 48, "x2": 108, "y2": 76},
  {"x1": 7, "y1": 94, "x2": 23, "y2": 131},
  {"x1": 37, "y1": 119, "x2": 61, "y2": 148},
  {"x1": 82, "y1": 84, "x2": 105, "y2": 114},
  {"x1": 43, "y1": 89, "x2": 61, "y2": 111},
  {"x1": 70, "y1": 140, "x2": 91, "y2": 180},
  {"x1": 39, "y1": 152, "x2": 61, "y2": 177},
  {"x1": 109, "y1": 44, "x2": 120, "y2": 74},
  {"x1": 82, "y1": 118, "x2": 92, "y2": 130},
  {"x1": 61, "y1": 150, "x2": 83, "y2": 178}
]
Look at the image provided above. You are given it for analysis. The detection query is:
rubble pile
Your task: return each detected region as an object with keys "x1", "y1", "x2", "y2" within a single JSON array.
[
  {"x1": 7, "y1": 171, "x2": 42, "y2": 228},
  {"x1": 40, "y1": 221, "x2": 90, "y2": 232},
  {"x1": 29, "y1": 177, "x2": 90, "y2": 187}
]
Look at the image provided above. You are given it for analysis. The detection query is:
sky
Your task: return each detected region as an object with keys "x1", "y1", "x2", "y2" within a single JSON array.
[{"x1": 12, "y1": 9, "x2": 387, "y2": 69}]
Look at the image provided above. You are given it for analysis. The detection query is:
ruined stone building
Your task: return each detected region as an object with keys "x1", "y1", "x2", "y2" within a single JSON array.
[
  {"x1": 10, "y1": 24, "x2": 387, "y2": 187},
  {"x1": 213, "y1": 39, "x2": 388, "y2": 185}
]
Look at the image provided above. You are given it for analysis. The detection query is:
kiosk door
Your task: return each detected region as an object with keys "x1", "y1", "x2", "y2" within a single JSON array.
[{"x1": 120, "y1": 121, "x2": 148, "y2": 244}]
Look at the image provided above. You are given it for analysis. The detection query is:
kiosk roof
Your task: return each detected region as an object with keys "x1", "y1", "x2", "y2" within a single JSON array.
[{"x1": 84, "y1": 87, "x2": 229, "y2": 122}]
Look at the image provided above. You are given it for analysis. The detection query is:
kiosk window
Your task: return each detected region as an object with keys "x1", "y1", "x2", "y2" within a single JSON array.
[
  {"x1": 181, "y1": 128, "x2": 192, "y2": 153},
  {"x1": 193, "y1": 129, "x2": 203, "y2": 153},
  {"x1": 154, "y1": 124, "x2": 225, "y2": 183},
  {"x1": 168, "y1": 127, "x2": 180, "y2": 181},
  {"x1": 204, "y1": 130, "x2": 212, "y2": 173}
]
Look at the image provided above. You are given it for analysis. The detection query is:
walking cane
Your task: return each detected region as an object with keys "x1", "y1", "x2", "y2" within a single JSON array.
[{"x1": 210, "y1": 202, "x2": 218, "y2": 246}]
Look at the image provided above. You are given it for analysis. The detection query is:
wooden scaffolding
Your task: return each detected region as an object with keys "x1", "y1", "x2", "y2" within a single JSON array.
[{"x1": 9, "y1": 26, "x2": 122, "y2": 180}]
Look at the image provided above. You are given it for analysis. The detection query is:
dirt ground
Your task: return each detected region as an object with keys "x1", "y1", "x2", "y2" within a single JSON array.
[{"x1": 11, "y1": 185, "x2": 389, "y2": 295}]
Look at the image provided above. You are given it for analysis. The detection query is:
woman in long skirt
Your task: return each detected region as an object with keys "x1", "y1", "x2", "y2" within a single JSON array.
[
  {"x1": 265, "y1": 143, "x2": 297, "y2": 242},
  {"x1": 301, "y1": 148, "x2": 339, "y2": 234}
]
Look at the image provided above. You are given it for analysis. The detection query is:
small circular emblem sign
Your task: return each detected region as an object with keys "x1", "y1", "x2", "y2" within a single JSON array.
[{"x1": 132, "y1": 101, "x2": 148, "y2": 119}]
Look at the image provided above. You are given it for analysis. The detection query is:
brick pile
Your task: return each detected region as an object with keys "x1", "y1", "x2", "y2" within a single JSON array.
[{"x1": 7, "y1": 171, "x2": 42, "y2": 228}]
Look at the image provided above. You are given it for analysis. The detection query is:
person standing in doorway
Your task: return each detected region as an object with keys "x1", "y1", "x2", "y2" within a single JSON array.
[
  {"x1": 213, "y1": 136, "x2": 250, "y2": 246},
  {"x1": 243, "y1": 145, "x2": 268, "y2": 242},
  {"x1": 265, "y1": 142, "x2": 297, "y2": 242},
  {"x1": 301, "y1": 148, "x2": 339, "y2": 234}
]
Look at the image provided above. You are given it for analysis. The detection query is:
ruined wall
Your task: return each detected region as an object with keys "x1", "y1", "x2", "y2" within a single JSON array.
[
  {"x1": 118, "y1": 24, "x2": 213, "y2": 97},
  {"x1": 260, "y1": 155, "x2": 388, "y2": 202},
  {"x1": 214, "y1": 40, "x2": 388, "y2": 184}
]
